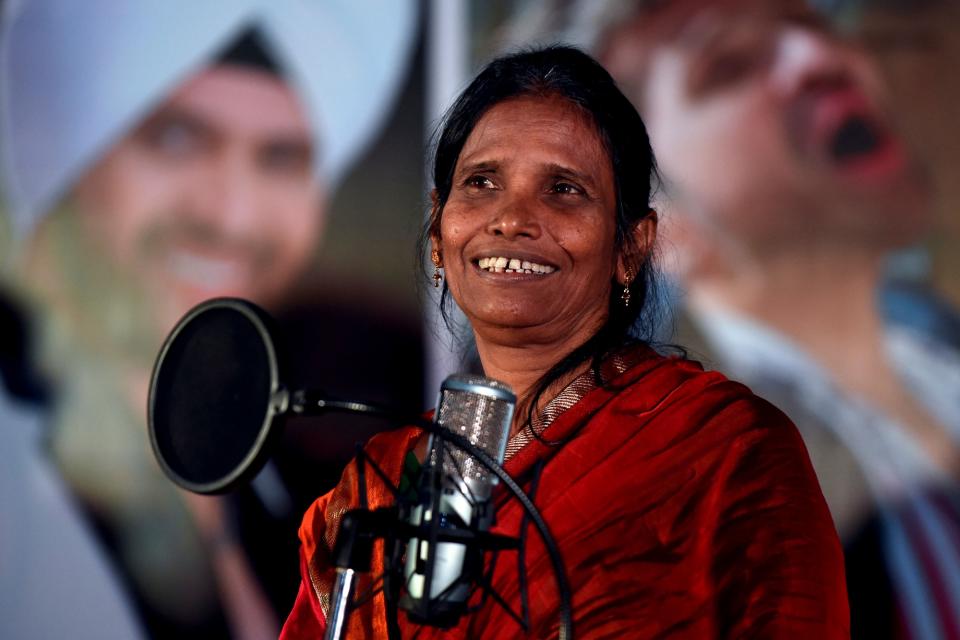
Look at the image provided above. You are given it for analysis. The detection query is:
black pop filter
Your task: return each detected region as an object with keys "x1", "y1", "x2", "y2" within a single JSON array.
[{"x1": 148, "y1": 298, "x2": 288, "y2": 494}]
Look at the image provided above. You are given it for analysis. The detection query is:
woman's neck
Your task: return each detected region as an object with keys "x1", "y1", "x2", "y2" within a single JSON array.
[{"x1": 473, "y1": 335, "x2": 595, "y2": 438}]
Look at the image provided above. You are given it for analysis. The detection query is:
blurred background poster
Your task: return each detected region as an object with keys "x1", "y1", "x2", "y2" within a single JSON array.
[
  {"x1": 1, "y1": 1, "x2": 958, "y2": 639},
  {"x1": 0, "y1": 2, "x2": 426, "y2": 638}
]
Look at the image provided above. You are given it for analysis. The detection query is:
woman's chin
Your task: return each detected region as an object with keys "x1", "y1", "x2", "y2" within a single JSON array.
[{"x1": 467, "y1": 305, "x2": 607, "y2": 351}]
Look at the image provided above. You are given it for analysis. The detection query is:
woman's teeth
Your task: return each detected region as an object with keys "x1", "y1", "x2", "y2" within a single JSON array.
[{"x1": 477, "y1": 256, "x2": 555, "y2": 274}]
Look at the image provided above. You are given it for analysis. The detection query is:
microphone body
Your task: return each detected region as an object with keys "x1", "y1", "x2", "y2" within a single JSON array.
[{"x1": 400, "y1": 374, "x2": 515, "y2": 626}]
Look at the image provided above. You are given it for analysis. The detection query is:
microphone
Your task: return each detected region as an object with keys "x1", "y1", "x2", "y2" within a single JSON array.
[{"x1": 399, "y1": 374, "x2": 516, "y2": 627}]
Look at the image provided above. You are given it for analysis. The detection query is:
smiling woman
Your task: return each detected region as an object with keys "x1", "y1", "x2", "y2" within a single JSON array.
[
  {"x1": 282, "y1": 46, "x2": 850, "y2": 639},
  {"x1": 433, "y1": 95, "x2": 625, "y2": 400}
]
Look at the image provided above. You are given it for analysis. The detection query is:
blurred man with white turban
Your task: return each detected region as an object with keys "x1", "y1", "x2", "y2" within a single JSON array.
[{"x1": 0, "y1": 2, "x2": 416, "y2": 638}]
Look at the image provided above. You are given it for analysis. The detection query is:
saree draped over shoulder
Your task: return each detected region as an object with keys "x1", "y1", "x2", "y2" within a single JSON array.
[{"x1": 281, "y1": 347, "x2": 850, "y2": 639}]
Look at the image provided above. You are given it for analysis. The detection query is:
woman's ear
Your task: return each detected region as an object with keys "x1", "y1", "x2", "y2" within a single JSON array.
[
  {"x1": 616, "y1": 210, "x2": 658, "y2": 284},
  {"x1": 429, "y1": 189, "x2": 442, "y2": 244}
]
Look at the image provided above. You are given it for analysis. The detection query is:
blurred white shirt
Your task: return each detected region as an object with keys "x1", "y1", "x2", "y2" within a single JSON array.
[{"x1": 0, "y1": 389, "x2": 145, "y2": 640}]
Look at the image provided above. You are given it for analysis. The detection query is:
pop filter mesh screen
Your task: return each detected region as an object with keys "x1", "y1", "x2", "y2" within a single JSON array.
[{"x1": 152, "y1": 306, "x2": 273, "y2": 487}]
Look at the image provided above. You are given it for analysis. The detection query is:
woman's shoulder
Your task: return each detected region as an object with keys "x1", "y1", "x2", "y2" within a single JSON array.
[
  {"x1": 617, "y1": 346, "x2": 789, "y2": 420},
  {"x1": 618, "y1": 349, "x2": 843, "y2": 554},
  {"x1": 363, "y1": 424, "x2": 424, "y2": 463},
  {"x1": 521, "y1": 354, "x2": 847, "y2": 638},
  {"x1": 605, "y1": 347, "x2": 810, "y2": 469}
]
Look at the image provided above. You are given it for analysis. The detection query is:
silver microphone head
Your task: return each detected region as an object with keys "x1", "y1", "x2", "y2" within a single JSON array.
[{"x1": 434, "y1": 374, "x2": 515, "y2": 493}]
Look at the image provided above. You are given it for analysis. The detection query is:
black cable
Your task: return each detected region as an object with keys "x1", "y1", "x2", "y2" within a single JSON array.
[{"x1": 517, "y1": 460, "x2": 545, "y2": 630}]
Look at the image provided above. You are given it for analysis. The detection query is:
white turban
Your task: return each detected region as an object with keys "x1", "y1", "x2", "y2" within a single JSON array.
[{"x1": 0, "y1": 0, "x2": 417, "y2": 238}]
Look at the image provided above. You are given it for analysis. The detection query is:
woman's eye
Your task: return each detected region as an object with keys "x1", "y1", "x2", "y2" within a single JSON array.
[
  {"x1": 551, "y1": 182, "x2": 582, "y2": 195},
  {"x1": 465, "y1": 175, "x2": 494, "y2": 189}
]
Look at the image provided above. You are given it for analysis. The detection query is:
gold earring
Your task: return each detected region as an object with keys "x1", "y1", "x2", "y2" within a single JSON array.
[
  {"x1": 431, "y1": 249, "x2": 443, "y2": 288},
  {"x1": 621, "y1": 268, "x2": 633, "y2": 307}
]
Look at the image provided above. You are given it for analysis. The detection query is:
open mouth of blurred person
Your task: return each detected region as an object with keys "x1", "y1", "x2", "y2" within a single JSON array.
[{"x1": 788, "y1": 82, "x2": 908, "y2": 185}]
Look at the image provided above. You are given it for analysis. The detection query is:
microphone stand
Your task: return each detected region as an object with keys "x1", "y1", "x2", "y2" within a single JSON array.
[{"x1": 325, "y1": 508, "x2": 395, "y2": 640}]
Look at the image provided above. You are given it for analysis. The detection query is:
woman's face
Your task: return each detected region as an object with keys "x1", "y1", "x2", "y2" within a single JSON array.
[{"x1": 433, "y1": 95, "x2": 622, "y2": 351}]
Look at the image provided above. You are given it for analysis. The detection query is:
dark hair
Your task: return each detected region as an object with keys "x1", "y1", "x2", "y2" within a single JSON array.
[
  {"x1": 216, "y1": 27, "x2": 283, "y2": 77},
  {"x1": 420, "y1": 45, "x2": 663, "y2": 432}
]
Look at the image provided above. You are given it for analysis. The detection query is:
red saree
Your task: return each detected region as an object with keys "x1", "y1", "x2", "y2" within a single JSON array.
[{"x1": 281, "y1": 347, "x2": 849, "y2": 638}]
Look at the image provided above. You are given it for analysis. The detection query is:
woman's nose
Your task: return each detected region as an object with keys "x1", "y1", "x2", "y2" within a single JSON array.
[{"x1": 485, "y1": 197, "x2": 542, "y2": 239}]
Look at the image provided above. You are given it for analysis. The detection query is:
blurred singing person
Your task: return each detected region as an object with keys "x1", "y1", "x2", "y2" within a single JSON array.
[
  {"x1": 281, "y1": 47, "x2": 849, "y2": 639},
  {"x1": 502, "y1": 1, "x2": 960, "y2": 636}
]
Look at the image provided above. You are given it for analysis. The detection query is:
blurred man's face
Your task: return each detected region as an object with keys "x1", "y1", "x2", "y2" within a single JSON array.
[
  {"x1": 69, "y1": 65, "x2": 324, "y2": 331},
  {"x1": 604, "y1": 0, "x2": 929, "y2": 259}
]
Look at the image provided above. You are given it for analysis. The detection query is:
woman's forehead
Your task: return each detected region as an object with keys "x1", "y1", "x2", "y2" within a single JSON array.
[{"x1": 457, "y1": 96, "x2": 609, "y2": 169}]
